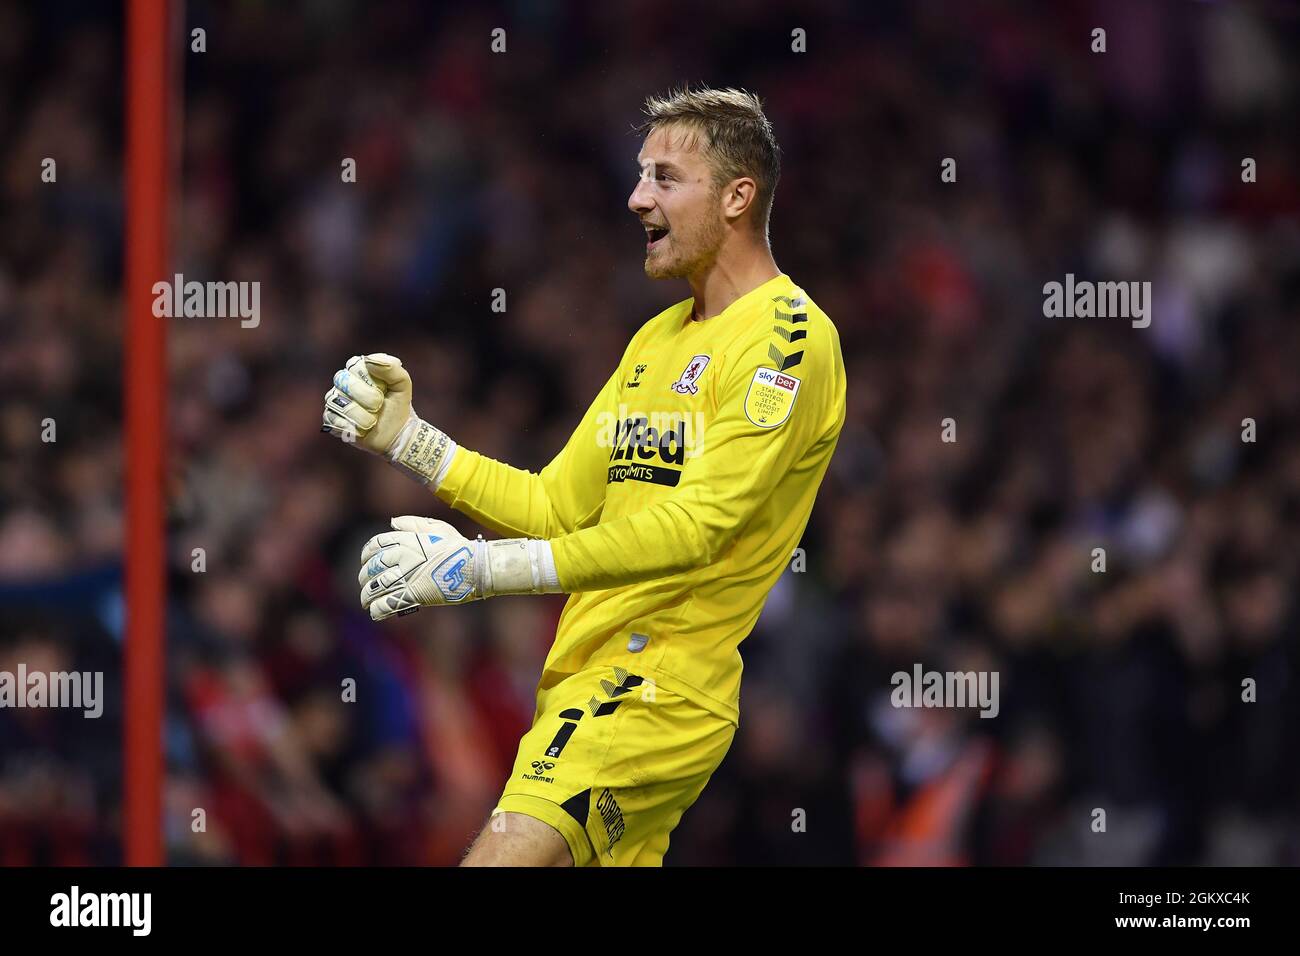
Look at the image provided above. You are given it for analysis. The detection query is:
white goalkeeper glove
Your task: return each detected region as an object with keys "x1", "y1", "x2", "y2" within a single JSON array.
[
  {"x1": 321, "y1": 353, "x2": 457, "y2": 487},
  {"x1": 358, "y1": 516, "x2": 562, "y2": 621}
]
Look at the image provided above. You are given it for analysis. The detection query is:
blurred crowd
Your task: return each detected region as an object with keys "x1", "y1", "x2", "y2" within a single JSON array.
[{"x1": 1, "y1": 0, "x2": 1298, "y2": 865}]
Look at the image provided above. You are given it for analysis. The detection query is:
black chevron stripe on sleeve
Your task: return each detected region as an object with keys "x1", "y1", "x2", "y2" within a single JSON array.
[
  {"x1": 768, "y1": 296, "x2": 809, "y2": 370},
  {"x1": 767, "y1": 343, "x2": 805, "y2": 371}
]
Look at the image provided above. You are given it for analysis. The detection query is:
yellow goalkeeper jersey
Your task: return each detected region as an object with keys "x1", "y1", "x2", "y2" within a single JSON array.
[{"x1": 434, "y1": 273, "x2": 845, "y2": 726}]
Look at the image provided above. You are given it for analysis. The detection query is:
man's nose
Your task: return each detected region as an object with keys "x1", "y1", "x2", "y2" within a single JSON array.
[{"x1": 628, "y1": 177, "x2": 654, "y2": 215}]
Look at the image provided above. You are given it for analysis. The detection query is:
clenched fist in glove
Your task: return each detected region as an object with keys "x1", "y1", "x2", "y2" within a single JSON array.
[
  {"x1": 321, "y1": 353, "x2": 457, "y2": 487},
  {"x1": 358, "y1": 516, "x2": 562, "y2": 621}
]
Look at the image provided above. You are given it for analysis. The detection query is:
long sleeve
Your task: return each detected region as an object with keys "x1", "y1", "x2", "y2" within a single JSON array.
[
  {"x1": 431, "y1": 369, "x2": 618, "y2": 540},
  {"x1": 549, "y1": 327, "x2": 843, "y2": 592}
]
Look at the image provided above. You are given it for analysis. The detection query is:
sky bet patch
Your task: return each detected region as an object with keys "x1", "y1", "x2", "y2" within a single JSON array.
[{"x1": 744, "y1": 367, "x2": 800, "y2": 428}]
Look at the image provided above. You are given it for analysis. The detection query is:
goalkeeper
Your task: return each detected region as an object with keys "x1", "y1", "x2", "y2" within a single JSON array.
[{"x1": 322, "y1": 87, "x2": 845, "y2": 866}]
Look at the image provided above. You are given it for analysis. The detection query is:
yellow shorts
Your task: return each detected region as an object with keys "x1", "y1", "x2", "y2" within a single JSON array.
[{"x1": 493, "y1": 665, "x2": 736, "y2": 867}]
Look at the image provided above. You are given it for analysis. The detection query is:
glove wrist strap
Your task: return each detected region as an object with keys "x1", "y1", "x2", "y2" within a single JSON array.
[
  {"x1": 477, "y1": 538, "x2": 562, "y2": 598},
  {"x1": 387, "y1": 414, "x2": 457, "y2": 488}
]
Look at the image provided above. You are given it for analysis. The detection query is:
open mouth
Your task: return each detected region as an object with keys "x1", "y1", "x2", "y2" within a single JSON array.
[{"x1": 644, "y1": 224, "x2": 669, "y2": 249}]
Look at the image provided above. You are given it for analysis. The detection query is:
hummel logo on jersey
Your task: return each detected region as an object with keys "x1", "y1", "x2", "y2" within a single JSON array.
[
  {"x1": 522, "y1": 758, "x2": 557, "y2": 783},
  {"x1": 625, "y1": 363, "x2": 647, "y2": 388},
  {"x1": 670, "y1": 354, "x2": 710, "y2": 394}
]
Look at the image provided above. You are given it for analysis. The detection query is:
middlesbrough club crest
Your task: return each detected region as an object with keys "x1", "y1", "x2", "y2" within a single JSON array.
[{"x1": 670, "y1": 354, "x2": 711, "y2": 395}]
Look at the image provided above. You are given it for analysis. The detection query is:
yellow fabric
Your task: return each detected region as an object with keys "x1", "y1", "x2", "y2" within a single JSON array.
[
  {"x1": 435, "y1": 273, "x2": 846, "y2": 726},
  {"x1": 495, "y1": 665, "x2": 735, "y2": 866},
  {"x1": 490, "y1": 794, "x2": 595, "y2": 867}
]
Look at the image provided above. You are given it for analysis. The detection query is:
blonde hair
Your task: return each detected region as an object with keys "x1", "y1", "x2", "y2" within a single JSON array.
[{"x1": 635, "y1": 86, "x2": 781, "y2": 237}]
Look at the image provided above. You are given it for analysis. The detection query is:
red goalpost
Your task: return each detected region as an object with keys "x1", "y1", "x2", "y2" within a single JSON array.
[{"x1": 123, "y1": 0, "x2": 173, "y2": 867}]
